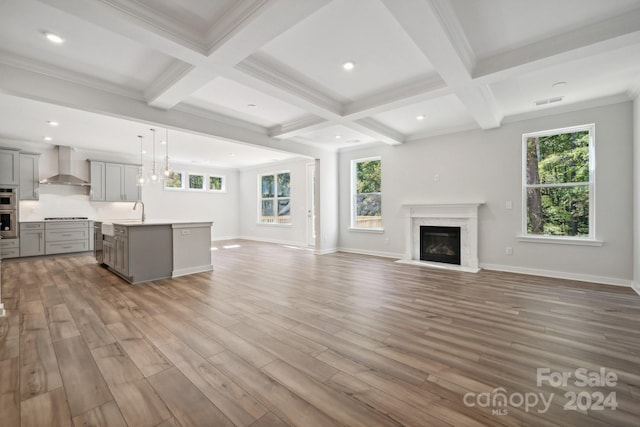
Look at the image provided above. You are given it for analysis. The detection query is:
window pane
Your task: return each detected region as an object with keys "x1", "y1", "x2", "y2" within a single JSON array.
[
  {"x1": 189, "y1": 174, "x2": 204, "y2": 189},
  {"x1": 526, "y1": 131, "x2": 589, "y2": 185},
  {"x1": 261, "y1": 175, "x2": 274, "y2": 197},
  {"x1": 278, "y1": 198, "x2": 291, "y2": 217},
  {"x1": 356, "y1": 160, "x2": 381, "y2": 193},
  {"x1": 527, "y1": 186, "x2": 589, "y2": 236},
  {"x1": 165, "y1": 172, "x2": 182, "y2": 188},
  {"x1": 355, "y1": 193, "x2": 382, "y2": 228},
  {"x1": 261, "y1": 200, "x2": 274, "y2": 217},
  {"x1": 277, "y1": 173, "x2": 290, "y2": 197},
  {"x1": 209, "y1": 176, "x2": 223, "y2": 190}
]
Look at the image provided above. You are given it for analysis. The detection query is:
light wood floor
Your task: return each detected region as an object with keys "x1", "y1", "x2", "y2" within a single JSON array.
[{"x1": 1, "y1": 240, "x2": 640, "y2": 426}]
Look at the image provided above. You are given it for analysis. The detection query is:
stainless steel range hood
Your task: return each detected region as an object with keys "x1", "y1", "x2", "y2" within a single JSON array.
[{"x1": 40, "y1": 146, "x2": 90, "y2": 186}]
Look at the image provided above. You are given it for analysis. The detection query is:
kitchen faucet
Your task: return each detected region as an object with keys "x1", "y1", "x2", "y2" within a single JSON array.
[{"x1": 133, "y1": 200, "x2": 145, "y2": 222}]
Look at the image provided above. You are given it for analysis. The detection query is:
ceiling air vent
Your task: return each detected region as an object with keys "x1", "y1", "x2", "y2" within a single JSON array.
[{"x1": 534, "y1": 96, "x2": 564, "y2": 107}]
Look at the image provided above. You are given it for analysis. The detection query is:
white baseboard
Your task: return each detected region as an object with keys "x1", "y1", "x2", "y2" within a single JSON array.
[
  {"x1": 172, "y1": 265, "x2": 213, "y2": 278},
  {"x1": 632, "y1": 281, "x2": 640, "y2": 296},
  {"x1": 481, "y1": 263, "x2": 632, "y2": 288},
  {"x1": 236, "y1": 235, "x2": 309, "y2": 248},
  {"x1": 316, "y1": 247, "x2": 338, "y2": 255},
  {"x1": 337, "y1": 247, "x2": 403, "y2": 259},
  {"x1": 211, "y1": 235, "x2": 241, "y2": 242}
]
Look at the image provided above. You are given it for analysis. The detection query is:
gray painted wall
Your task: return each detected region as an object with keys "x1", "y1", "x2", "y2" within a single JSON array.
[{"x1": 339, "y1": 101, "x2": 634, "y2": 285}]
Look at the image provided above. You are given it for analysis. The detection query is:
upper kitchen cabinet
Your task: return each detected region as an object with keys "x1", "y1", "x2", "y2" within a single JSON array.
[
  {"x1": 89, "y1": 160, "x2": 106, "y2": 201},
  {"x1": 104, "y1": 162, "x2": 140, "y2": 202},
  {"x1": 19, "y1": 153, "x2": 40, "y2": 200},
  {"x1": 0, "y1": 148, "x2": 20, "y2": 185}
]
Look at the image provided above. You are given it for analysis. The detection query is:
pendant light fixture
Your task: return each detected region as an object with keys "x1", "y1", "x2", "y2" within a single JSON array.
[
  {"x1": 136, "y1": 135, "x2": 145, "y2": 186},
  {"x1": 149, "y1": 128, "x2": 159, "y2": 183},
  {"x1": 164, "y1": 128, "x2": 171, "y2": 177}
]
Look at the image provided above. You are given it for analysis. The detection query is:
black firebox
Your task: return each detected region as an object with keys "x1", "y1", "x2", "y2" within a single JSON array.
[{"x1": 420, "y1": 226, "x2": 461, "y2": 265}]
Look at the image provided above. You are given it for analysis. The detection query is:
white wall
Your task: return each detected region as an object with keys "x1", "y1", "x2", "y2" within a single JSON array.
[
  {"x1": 238, "y1": 158, "x2": 313, "y2": 246},
  {"x1": 339, "y1": 102, "x2": 634, "y2": 285}
]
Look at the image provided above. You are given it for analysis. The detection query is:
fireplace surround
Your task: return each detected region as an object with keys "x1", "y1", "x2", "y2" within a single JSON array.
[{"x1": 399, "y1": 203, "x2": 482, "y2": 272}]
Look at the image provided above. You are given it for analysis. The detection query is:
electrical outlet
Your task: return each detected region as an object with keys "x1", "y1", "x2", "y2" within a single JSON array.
[
  {"x1": 505, "y1": 246, "x2": 513, "y2": 255},
  {"x1": 433, "y1": 174, "x2": 440, "y2": 182},
  {"x1": 505, "y1": 200, "x2": 513, "y2": 209}
]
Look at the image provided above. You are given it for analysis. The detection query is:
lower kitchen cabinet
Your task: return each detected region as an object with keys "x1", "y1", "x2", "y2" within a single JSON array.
[
  {"x1": 0, "y1": 238, "x2": 19, "y2": 258},
  {"x1": 20, "y1": 222, "x2": 45, "y2": 256},
  {"x1": 45, "y1": 221, "x2": 90, "y2": 254}
]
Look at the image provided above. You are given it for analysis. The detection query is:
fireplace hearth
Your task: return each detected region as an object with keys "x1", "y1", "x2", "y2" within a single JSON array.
[{"x1": 420, "y1": 226, "x2": 461, "y2": 265}]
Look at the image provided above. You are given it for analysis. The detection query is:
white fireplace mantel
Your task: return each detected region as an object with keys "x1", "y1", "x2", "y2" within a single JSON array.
[{"x1": 397, "y1": 203, "x2": 483, "y2": 273}]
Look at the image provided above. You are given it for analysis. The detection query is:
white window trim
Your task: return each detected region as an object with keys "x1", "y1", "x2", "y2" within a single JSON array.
[
  {"x1": 187, "y1": 173, "x2": 206, "y2": 191},
  {"x1": 257, "y1": 170, "x2": 291, "y2": 225},
  {"x1": 521, "y1": 124, "x2": 597, "y2": 244},
  {"x1": 350, "y1": 156, "x2": 383, "y2": 231},
  {"x1": 208, "y1": 175, "x2": 226, "y2": 192}
]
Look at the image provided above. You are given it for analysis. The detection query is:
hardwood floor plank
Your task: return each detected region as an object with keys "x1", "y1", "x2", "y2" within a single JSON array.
[
  {"x1": 147, "y1": 367, "x2": 235, "y2": 427},
  {"x1": 0, "y1": 357, "x2": 20, "y2": 427},
  {"x1": 106, "y1": 322, "x2": 172, "y2": 378},
  {"x1": 262, "y1": 359, "x2": 401, "y2": 427},
  {"x1": 154, "y1": 336, "x2": 268, "y2": 426},
  {"x1": 209, "y1": 350, "x2": 341, "y2": 427},
  {"x1": 20, "y1": 387, "x2": 71, "y2": 427},
  {"x1": 46, "y1": 304, "x2": 81, "y2": 342},
  {"x1": 91, "y1": 342, "x2": 171, "y2": 427},
  {"x1": 0, "y1": 311, "x2": 20, "y2": 361},
  {"x1": 20, "y1": 330, "x2": 63, "y2": 401},
  {"x1": 53, "y1": 336, "x2": 112, "y2": 417},
  {"x1": 72, "y1": 401, "x2": 127, "y2": 427},
  {"x1": 155, "y1": 312, "x2": 226, "y2": 358},
  {"x1": 249, "y1": 412, "x2": 290, "y2": 427}
]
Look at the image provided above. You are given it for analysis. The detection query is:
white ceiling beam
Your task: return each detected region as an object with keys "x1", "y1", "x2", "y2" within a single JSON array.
[
  {"x1": 381, "y1": 0, "x2": 502, "y2": 129},
  {"x1": 473, "y1": 7, "x2": 640, "y2": 83},
  {"x1": 0, "y1": 62, "x2": 328, "y2": 159},
  {"x1": 349, "y1": 118, "x2": 404, "y2": 146},
  {"x1": 269, "y1": 116, "x2": 330, "y2": 139},
  {"x1": 147, "y1": 0, "x2": 332, "y2": 109}
]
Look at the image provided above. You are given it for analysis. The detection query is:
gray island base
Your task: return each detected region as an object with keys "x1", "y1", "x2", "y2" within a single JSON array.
[{"x1": 101, "y1": 220, "x2": 213, "y2": 284}]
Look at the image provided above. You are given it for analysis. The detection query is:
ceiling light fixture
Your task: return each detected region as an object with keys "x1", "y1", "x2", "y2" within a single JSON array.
[
  {"x1": 48, "y1": 121, "x2": 59, "y2": 126},
  {"x1": 149, "y1": 128, "x2": 158, "y2": 182},
  {"x1": 342, "y1": 61, "x2": 355, "y2": 71},
  {"x1": 137, "y1": 135, "x2": 145, "y2": 186},
  {"x1": 43, "y1": 32, "x2": 64, "y2": 44},
  {"x1": 335, "y1": 135, "x2": 342, "y2": 139},
  {"x1": 416, "y1": 114, "x2": 425, "y2": 121},
  {"x1": 44, "y1": 136, "x2": 52, "y2": 141},
  {"x1": 164, "y1": 128, "x2": 171, "y2": 177},
  {"x1": 247, "y1": 103, "x2": 257, "y2": 108}
]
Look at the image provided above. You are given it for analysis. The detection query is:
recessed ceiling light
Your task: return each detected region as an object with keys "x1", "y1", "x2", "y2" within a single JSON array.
[
  {"x1": 48, "y1": 121, "x2": 59, "y2": 127},
  {"x1": 229, "y1": 153, "x2": 237, "y2": 157},
  {"x1": 342, "y1": 61, "x2": 355, "y2": 71},
  {"x1": 552, "y1": 81, "x2": 567, "y2": 88},
  {"x1": 142, "y1": 150, "x2": 147, "y2": 154},
  {"x1": 416, "y1": 115, "x2": 425, "y2": 121},
  {"x1": 160, "y1": 140, "x2": 166, "y2": 145},
  {"x1": 335, "y1": 135, "x2": 342, "y2": 139},
  {"x1": 247, "y1": 103, "x2": 257, "y2": 108},
  {"x1": 43, "y1": 32, "x2": 64, "y2": 44},
  {"x1": 44, "y1": 136, "x2": 52, "y2": 141}
]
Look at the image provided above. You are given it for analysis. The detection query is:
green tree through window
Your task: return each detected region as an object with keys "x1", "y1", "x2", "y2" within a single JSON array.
[
  {"x1": 352, "y1": 158, "x2": 382, "y2": 228},
  {"x1": 524, "y1": 126, "x2": 592, "y2": 237}
]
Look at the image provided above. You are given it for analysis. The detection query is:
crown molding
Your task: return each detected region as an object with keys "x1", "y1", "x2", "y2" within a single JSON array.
[
  {"x1": 204, "y1": 0, "x2": 270, "y2": 53},
  {"x1": 269, "y1": 115, "x2": 329, "y2": 139},
  {"x1": 429, "y1": 0, "x2": 476, "y2": 72},
  {"x1": 0, "y1": 50, "x2": 143, "y2": 100},
  {"x1": 172, "y1": 103, "x2": 268, "y2": 135}
]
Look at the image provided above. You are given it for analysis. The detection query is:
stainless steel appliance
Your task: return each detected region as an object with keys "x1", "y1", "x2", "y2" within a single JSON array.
[
  {"x1": 93, "y1": 221, "x2": 103, "y2": 263},
  {"x1": 0, "y1": 188, "x2": 17, "y2": 239},
  {"x1": 0, "y1": 188, "x2": 17, "y2": 209}
]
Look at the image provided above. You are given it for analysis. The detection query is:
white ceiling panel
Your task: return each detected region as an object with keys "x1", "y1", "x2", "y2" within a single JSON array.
[
  {"x1": 0, "y1": 94, "x2": 299, "y2": 168},
  {"x1": 372, "y1": 95, "x2": 477, "y2": 137},
  {"x1": 0, "y1": 0, "x2": 175, "y2": 92},
  {"x1": 133, "y1": 0, "x2": 235, "y2": 37},
  {"x1": 491, "y1": 44, "x2": 640, "y2": 117},
  {"x1": 451, "y1": 0, "x2": 640, "y2": 60},
  {"x1": 295, "y1": 124, "x2": 378, "y2": 148},
  {"x1": 259, "y1": 0, "x2": 434, "y2": 101},
  {"x1": 185, "y1": 77, "x2": 308, "y2": 128}
]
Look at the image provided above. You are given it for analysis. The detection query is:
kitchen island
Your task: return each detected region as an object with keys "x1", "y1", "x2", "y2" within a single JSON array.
[{"x1": 99, "y1": 219, "x2": 213, "y2": 284}]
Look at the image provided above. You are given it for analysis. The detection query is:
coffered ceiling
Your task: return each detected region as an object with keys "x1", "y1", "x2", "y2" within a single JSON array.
[{"x1": 0, "y1": 0, "x2": 639, "y2": 165}]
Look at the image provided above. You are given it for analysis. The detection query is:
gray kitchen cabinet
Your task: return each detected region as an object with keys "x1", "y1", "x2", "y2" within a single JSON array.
[
  {"x1": 89, "y1": 160, "x2": 106, "y2": 201},
  {"x1": 0, "y1": 238, "x2": 19, "y2": 258},
  {"x1": 0, "y1": 148, "x2": 20, "y2": 185},
  {"x1": 103, "y1": 236, "x2": 115, "y2": 267},
  {"x1": 105, "y1": 162, "x2": 140, "y2": 202},
  {"x1": 113, "y1": 225, "x2": 129, "y2": 276},
  {"x1": 20, "y1": 222, "x2": 45, "y2": 256},
  {"x1": 45, "y1": 221, "x2": 90, "y2": 254},
  {"x1": 19, "y1": 153, "x2": 40, "y2": 200}
]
